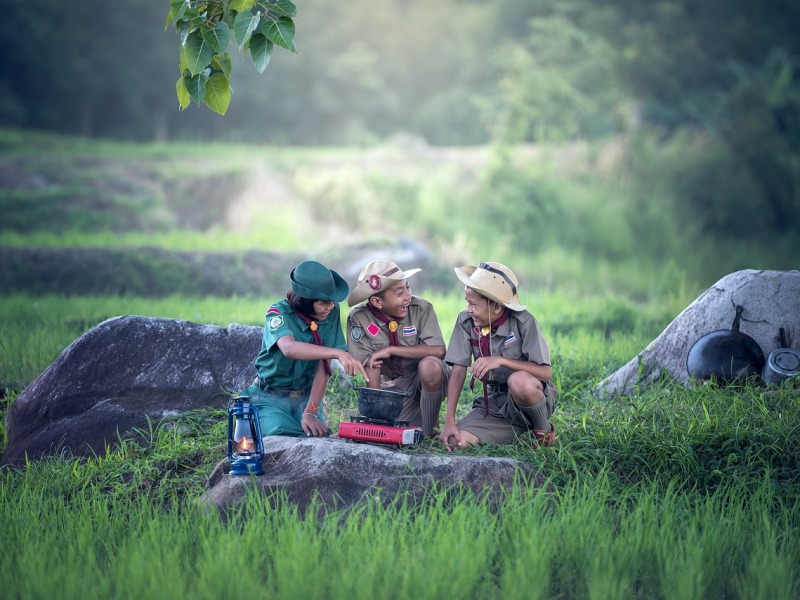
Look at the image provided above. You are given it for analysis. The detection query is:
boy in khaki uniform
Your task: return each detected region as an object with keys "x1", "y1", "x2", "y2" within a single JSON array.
[
  {"x1": 441, "y1": 261, "x2": 557, "y2": 450},
  {"x1": 346, "y1": 260, "x2": 449, "y2": 436}
]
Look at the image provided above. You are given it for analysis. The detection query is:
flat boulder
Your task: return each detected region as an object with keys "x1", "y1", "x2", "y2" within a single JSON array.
[
  {"x1": 199, "y1": 436, "x2": 542, "y2": 518},
  {"x1": 596, "y1": 269, "x2": 800, "y2": 397},
  {"x1": 2, "y1": 315, "x2": 262, "y2": 467}
]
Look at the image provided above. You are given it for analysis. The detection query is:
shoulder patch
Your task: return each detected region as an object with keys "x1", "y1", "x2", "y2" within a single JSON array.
[
  {"x1": 350, "y1": 324, "x2": 364, "y2": 341},
  {"x1": 268, "y1": 315, "x2": 284, "y2": 330},
  {"x1": 366, "y1": 322, "x2": 381, "y2": 337},
  {"x1": 266, "y1": 307, "x2": 281, "y2": 316}
]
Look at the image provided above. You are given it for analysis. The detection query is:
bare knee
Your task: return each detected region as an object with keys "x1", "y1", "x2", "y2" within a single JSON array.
[
  {"x1": 419, "y1": 357, "x2": 446, "y2": 390},
  {"x1": 508, "y1": 371, "x2": 545, "y2": 407}
]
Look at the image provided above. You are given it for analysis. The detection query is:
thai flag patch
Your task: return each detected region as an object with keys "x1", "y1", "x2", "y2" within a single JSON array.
[
  {"x1": 366, "y1": 322, "x2": 381, "y2": 337},
  {"x1": 504, "y1": 332, "x2": 516, "y2": 345},
  {"x1": 403, "y1": 326, "x2": 417, "y2": 336}
]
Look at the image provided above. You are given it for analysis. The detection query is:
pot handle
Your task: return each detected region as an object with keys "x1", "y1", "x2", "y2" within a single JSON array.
[{"x1": 731, "y1": 304, "x2": 744, "y2": 332}]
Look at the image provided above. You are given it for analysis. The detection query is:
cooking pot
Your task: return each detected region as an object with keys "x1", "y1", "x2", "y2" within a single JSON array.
[
  {"x1": 762, "y1": 328, "x2": 800, "y2": 385},
  {"x1": 687, "y1": 305, "x2": 765, "y2": 383},
  {"x1": 356, "y1": 387, "x2": 408, "y2": 421}
]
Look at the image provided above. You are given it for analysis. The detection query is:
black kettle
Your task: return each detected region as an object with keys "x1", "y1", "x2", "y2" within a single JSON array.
[{"x1": 687, "y1": 304, "x2": 766, "y2": 383}]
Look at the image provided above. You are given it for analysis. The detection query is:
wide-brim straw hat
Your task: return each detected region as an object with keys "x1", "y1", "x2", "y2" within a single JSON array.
[
  {"x1": 347, "y1": 259, "x2": 421, "y2": 306},
  {"x1": 454, "y1": 261, "x2": 526, "y2": 311},
  {"x1": 290, "y1": 260, "x2": 349, "y2": 302}
]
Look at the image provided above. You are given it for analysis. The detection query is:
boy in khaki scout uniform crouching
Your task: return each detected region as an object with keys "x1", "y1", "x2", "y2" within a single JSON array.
[
  {"x1": 441, "y1": 261, "x2": 557, "y2": 450},
  {"x1": 346, "y1": 260, "x2": 450, "y2": 437}
]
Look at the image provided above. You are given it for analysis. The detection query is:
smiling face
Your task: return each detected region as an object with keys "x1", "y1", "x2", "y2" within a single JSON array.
[
  {"x1": 312, "y1": 300, "x2": 335, "y2": 321},
  {"x1": 464, "y1": 286, "x2": 503, "y2": 328},
  {"x1": 370, "y1": 279, "x2": 412, "y2": 320}
]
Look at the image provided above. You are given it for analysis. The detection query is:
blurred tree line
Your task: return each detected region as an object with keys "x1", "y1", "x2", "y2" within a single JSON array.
[
  {"x1": 1, "y1": 0, "x2": 797, "y2": 278},
  {"x1": 2, "y1": 0, "x2": 795, "y2": 147}
]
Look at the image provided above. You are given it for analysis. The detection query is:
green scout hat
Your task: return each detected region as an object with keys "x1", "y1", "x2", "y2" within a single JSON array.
[
  {"x1": 290, "y1": 260, "x2": 349, "y2": 302},
  {"x1": 454, "y1": 261, "x2": 526, "y2": 311},
  {"x1": 347, "y1": 259, "x2": 421, "y2": 307}
]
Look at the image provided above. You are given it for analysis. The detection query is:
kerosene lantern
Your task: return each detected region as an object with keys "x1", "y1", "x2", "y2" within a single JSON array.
[{"x1": 227, "y1": 395, "x2": 264, "y2": 476}]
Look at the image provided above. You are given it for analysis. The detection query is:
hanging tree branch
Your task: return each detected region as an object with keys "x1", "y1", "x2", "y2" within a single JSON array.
[{"x1": 166, "y1": 0, "x2": 297, "y2": 115}]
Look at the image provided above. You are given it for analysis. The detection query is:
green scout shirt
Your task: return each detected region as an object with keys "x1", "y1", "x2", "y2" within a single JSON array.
[
  {"x1": 445, "y1": 309, "x2": 551, "y2": 384},
  {"x1": 255, "y1": 299, "x2": 347, "y2": 391},
  {"x1": 346, "y1": 296, "x2": 445, "y2": 381}
]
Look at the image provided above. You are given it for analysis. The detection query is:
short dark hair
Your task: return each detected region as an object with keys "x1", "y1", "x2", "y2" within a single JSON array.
[{"x1": 286, "y1": 290, "x2": 317, "y2": 318}]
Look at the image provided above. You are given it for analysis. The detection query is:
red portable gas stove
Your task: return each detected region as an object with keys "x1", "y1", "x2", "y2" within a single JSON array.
[{"x1": 337, "y1": 416, "x2": 423, "y2": 447}]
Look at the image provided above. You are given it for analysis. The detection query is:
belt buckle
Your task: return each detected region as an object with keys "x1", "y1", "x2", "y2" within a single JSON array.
[{"x1": 289, "y1": 390, "x2": 303, "y2": 398}]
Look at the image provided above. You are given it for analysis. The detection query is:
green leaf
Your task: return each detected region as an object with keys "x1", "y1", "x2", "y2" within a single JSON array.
[
  {"x1": 249, "y1": 34, "x2": 273, "y2": 73},
  {"x1": 184, "y1": 31, "x2": 214, "y2": 76},
  {"x1": 205, "y1": 72, "x2": 232, "y2": 115},
  {"x1": 182, "y1": 7, "x2": 203, "y2": 29},
  {"x1": 175, "y1": 76, "x2": 191, "y2": 110},
  {"x1": 259, "y1": 0, "x2": 296, "y2": 17},
  {"x1": 261, "y1": 16, "x2": 295, "y2": 52},
  {"x1": 183, "y1": 71, "x2": 208, "y2": 104},
  {"x1": 179, "y1": 45, "x2": 188, "y2": 74},
  {"x1": 168, "y1": 0, "x2": 188, "y2": 27},
  {"x1": 201, "y1": 21, "x2": 230, "y2": 53},
  {"x1": 229, "y1": 0, "x2": 257, "y2": 13},
  {"x1": 211, "y1": 52, "x2": 233, "y2": 79},
  {"x1": 233, "y1": 11, "x2": 261, "y2": 48}
]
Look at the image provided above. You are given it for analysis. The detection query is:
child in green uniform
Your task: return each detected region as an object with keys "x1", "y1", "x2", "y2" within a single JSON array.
[
  {"x1": 239, "y1": 260, "x2": 368, "y2": 437},
  {"x1": 440, "y1": 261, "x2": 557, "y2": 450}
]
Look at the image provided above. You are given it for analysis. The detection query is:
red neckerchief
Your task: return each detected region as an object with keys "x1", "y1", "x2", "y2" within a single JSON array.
[
  {"x1": 367, "y1": 303, "x2": 403, "y2": 376},
  {"x1": 294, "y1": 310, "x2": 332, "y2": 376},
  {"x1": 469, "y1": 309, "x2": 510, "y2": 415}
]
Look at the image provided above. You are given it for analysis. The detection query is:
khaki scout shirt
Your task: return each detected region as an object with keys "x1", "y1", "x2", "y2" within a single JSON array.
[
  {"x1": 445, "y1": 309, "x2": 550, "y2": 384},
  {"x1": 347, "y1": 296, "x2": 446, "y2": 381}
]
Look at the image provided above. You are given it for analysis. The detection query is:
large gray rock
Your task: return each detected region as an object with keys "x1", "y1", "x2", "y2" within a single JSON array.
[
  {"x1": 199, "y1": 436, "x2": 542, "y2": 518},
  {"x1": 596, "y1": 270, "x2": 800, "y2": 397},
  {"x1": 1, "y1": 315, "x2": 262, "y2": 467}
]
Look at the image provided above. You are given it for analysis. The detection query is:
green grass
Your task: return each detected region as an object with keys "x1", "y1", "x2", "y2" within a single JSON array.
[
  {"x1": 2, "y1": 395, "x2": 798, "y2": 599},
  {"x1": 2, "y1": 292, "x2": 799, "y2": 599},
  {"x1": 2, "y1": 129, "x2": 798, "y2": 598}
]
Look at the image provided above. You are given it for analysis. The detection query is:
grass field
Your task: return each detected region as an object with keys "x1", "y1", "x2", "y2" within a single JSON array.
[
  {"x1": 2, "y1": 290, "x2": 798, "y2": 599},
  {"x1": 1, "y1": 130, "x2": 798, "y2": 599}
]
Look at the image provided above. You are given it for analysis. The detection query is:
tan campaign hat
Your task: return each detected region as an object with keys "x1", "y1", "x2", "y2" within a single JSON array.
[
  {"x1": 347, "y1": 259, "x2": 421, "y2": 306},
  {"x1": 454, "y1": 261, "x2": 526, "y2": 311}
]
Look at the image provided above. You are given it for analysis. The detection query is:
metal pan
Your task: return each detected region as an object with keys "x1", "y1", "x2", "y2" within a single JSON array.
[{"x1": 687, "y1": 304, "x2": 765, "y2": 383}]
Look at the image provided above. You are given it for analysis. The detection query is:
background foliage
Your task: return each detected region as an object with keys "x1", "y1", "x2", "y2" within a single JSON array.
[{"x1": 1, "y1": 0, "x2": 797, "y2": 284}]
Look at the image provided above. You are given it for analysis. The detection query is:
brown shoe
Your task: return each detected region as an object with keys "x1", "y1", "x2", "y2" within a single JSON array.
[{"x1": 530, "y1": 424, "x2": 556, "y2": 448}]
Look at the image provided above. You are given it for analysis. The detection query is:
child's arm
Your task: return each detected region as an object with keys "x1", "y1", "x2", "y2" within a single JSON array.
[{"x1": 472, "y1": 355, "x2": 551, "y2": 383}]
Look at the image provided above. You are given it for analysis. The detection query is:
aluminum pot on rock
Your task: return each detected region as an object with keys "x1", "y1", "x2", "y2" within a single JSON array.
[{"x1": 762, "y1": 328, "x2": 800, "y2": 385}]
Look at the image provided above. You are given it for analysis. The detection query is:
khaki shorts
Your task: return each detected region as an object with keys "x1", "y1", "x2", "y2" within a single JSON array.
[{"x1": 457, "y1": 381, "x2": 556, "y2": 444}]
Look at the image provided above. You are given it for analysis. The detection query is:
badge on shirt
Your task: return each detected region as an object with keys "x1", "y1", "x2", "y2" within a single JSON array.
[
  {"x1": 268, "y1": 315, "x2": 284, "y2": 330},
  {"x1": 351, "y1": 324, "x2": 364, "y2": 341},
  {"x1": 504, "y1": 331, "x2": 516, "y2": 345},
  {"x1": 403, "y1": 326, "x2": 417, "y2": 336},
  {"x1": 366, "y1": 322, "x2": 381, "y2": 337},
  {"x1": 266, "y1": 307, "x2": 281, "y2": 316}
]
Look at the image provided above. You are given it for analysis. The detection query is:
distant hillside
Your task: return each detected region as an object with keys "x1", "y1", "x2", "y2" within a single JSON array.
[{"x1": 0, "y1": 131, "x2": 484, "y2": 296}]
